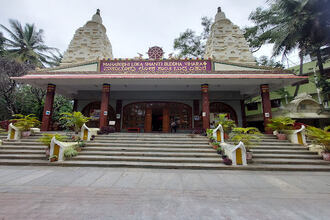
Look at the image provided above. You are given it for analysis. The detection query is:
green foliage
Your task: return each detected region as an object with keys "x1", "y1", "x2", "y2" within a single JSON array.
[
  {"x1": 245, "y1": 0, "x2": 329, "y2": 80},
  {"x1": 0, "y1": 19, "x2": 59, "y2": 67},
  {"x1": 60, "y1": 111, "x2": 90, "y2": 133},
  {"x1": 230, "y1": 127, "x2": 263, "y2": 150},
  {"x1": 267, "y1": 117, "x2": 295, "y2": 133},
  {"x1": 38, "y1": 133, "x2": 67, "y2": 147},
  {"x1": 306, "y1": 126, "x2": 330, "y2": 152},
  {"x1": 173, "y1": 17, "x2": 212, "y2": 58},
  {"x1": 211, "y1": 142, "x2": 220, "y2": 147},
  {"x1": 206, "y1": 129, "x2": 213, "y2": 138},
  {"x1": 49, "y1": 155, "x2": 57, "y2": 159},
  {"x1": 63, "y1": 146, "x2": 78, "y2": 159},
  {"x1": 11, "y1": 114, "x2": 40, "y2": 131},
  {"x1": 256, "y1": 55, "x2": 284, "y2": 69},
  {"x1": 215, "y1": 113, "x2": 236, "y2": 134}
]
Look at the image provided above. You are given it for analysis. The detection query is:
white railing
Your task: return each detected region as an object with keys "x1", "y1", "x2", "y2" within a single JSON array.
[
  {"x1": 212, "y1": 124, "x2": 224, "y2": 143},
  {"x1": 49, "y1": 136, "x2": 77, "y2": 162},
  {"x1": 7, "y1": 123, "x2": 20, "y2": 140},
  {"x1": 80, "y1": 123, "x2": 100, "y2": 141},
  {"x1": 288, "y1": 125, "x2": 306, "y2": 145},
  {"x1": 222, "y1": 141, "x2": 247, "y2": 166}
]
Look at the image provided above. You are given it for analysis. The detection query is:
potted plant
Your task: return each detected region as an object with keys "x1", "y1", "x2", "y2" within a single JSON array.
[
  {"x1": 211, "y1": 141, "x2": 220, "y2": 150},
  {"x1": 230, "y1": 127, "x2": 262, "y2": 161},
  {"x1": 49, "y1": 155, "x2": 58, "y2": 162},
  {"x1": 60, "y1": 111, "x2": 90, "y2": 134},
  {"x1": 222, "y1": 155, "x2": 232, "y2": 165},
  {"x1": 63, "y1": 146, "x2": 78, "y2": 160},
  {"x1": 215, "y1": 114, "x2": 236, "y2": 139},
  {"x1": 267, "y1": 117, "x2": 295, "y2": 140},
  {"x1": 306, "y1": 126, "x2": 330, "y2": 161},
  {"x1": 216, "y1": 146, "x2": 222, "y2": 155},
  {"x1": 39, "y1": 133, "x2": 67, "y2": 158},
  {"x1": 11, "y1": 114, "x2": 40, "y2": 137}
]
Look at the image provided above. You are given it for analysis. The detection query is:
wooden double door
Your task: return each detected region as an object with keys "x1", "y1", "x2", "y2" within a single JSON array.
[{"x1": 123, "y1": 102, "x2": 192, "y2": 133}]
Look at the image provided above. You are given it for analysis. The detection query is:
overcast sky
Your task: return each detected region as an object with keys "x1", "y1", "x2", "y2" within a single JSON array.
[{"x1": 0, "y1": 0, "x2": 300, "y2": 66}]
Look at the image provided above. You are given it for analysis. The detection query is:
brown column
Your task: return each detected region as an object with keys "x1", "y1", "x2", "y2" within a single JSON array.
[
  {"x1": 41, "y1": 84, "x2": 56, "y2": 131},
  {"x1": 115, "y1": 100, "x2": 122, "y2": 132},
  {"x1": 260, "y1": 84, "x2": 272, "y2": 134},
  {"x1": 99, "y1": 84, "x2": 110, "y2": 128},
  {"x1": 162, "y1": 107, "x2": 169, "y2": 133},
  {"x1": 193, "y1": 99, "x2": 200, "y2": 128},
  {"x1": 240, "y1": 99, "x2": 247, "y2": 127},
  {"x1": 144, "y1": 106, "x2": 152, "y2": 132},
  {"x1": 73, "y1": 99, "x2": 78, "y2": 112},
  {"x1": 201, "y1": 84, "x2": 210, "y2": 130}
]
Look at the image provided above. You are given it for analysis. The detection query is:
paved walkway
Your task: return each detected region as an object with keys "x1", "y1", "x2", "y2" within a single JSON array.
[{"x1": 0, "y1": 166, "x2": 329, "y2": 220}]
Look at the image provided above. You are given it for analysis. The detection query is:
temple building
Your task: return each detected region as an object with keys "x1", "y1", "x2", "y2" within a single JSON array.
[{"x1": 12, "y1": 8, "x2": 307, "y2": 133}]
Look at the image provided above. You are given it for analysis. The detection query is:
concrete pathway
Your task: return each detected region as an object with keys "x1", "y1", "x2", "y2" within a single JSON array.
[{"x1": 0, "y1": 166, "x2": 329, "y2": 219}]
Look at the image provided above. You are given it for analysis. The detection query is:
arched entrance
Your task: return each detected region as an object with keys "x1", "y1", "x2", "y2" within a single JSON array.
[
  {"x1": 123, "y1": 102, "x2": 192, "y2": 132},
  {"x1": 82, "y1": 101, "x2": 115, "y2": 127},
  {"x1": 210, "y1": 102, "x2": 238, "y2": 125}
]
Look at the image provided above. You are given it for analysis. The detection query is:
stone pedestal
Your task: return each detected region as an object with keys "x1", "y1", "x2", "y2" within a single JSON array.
[
  {"x1": 201, "y1": 84, "x2": 210, "y2": 130},
  {"x1": 260, "y1": 84, "x2": 272, "y2": 133},
  {"x1": 99, "y1": 84, "x2": 110, "y2": 128},
  {"x1": 41, "y1": 84, "x2": 56, "y2": 131}
]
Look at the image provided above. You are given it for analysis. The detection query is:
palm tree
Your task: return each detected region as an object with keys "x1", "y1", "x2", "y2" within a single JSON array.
[
  {"x1": 0, "y1": 19, "x2": 58, "y2": 67},
  {"x1": 245, "y1": 0, "x2": 330, "y2": 75}
]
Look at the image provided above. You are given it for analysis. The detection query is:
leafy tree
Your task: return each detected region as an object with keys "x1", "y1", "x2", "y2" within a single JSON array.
[
  {"x1": 0, "y1": 32, "x2": 6, "y2": 56},
  {"x1": 0, "y1": 19, "x2": 58, "y2": 67},
  {"x1": 245, "y1": 0, "x2": 330, "y2": 102},
  {"x1": 244, "y1": 0, "x2": 330, "y2": 73},
  {"x1": 0, "y1": 57, "x2": 33, "y2": 115},
  {"x1": 256, "y1": 55, "x2": 284, "y2": 68},
  {"x1": 173, "y1": 17, "x2": 212, "y2": 58}
]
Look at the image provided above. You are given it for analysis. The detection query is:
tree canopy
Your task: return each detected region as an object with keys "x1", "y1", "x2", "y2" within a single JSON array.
[
  {"x1": 173, "y1": 17, "x2": 212, "y2": 58},
  {"x1": 0, "y1": 19, "x2": 59, "y2": 67}
]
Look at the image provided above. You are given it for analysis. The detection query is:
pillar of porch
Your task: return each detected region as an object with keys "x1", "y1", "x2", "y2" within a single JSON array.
[
  {"x1": 201, "y1": 84, "x2": 210, "y2": 130},
  {"x1": 260, "y1": 84, "x2": 272, "y2": 134},
  {"x1": 240, "y1": 99, "x2": 247, "y2": 127},
  {"x1": 41, "y1": 84, "x2": 56, "y2": 131},
  {"x1": 99, "y1": 84, "x2": 110, "y2": 128},
  {"x1": 115, "y1": 100, "x2": 122, "y2": 132},
  {"x1": 162, "y1": 107, "x2": 170, "y2": 133}
]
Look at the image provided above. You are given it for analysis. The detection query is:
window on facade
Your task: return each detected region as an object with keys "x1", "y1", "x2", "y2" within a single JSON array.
[
  {"x1": 271, "y1": 99, "x2": 281, "y2": 108},
  {"x1": 246, "y1": 102, "x2": 258, "y2": 111}
]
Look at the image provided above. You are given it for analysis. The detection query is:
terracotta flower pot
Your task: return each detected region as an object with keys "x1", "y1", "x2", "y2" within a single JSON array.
[
  {"x1": 50, "y1": 157, "x2": 57, "y2": 162},
  {"x1": 322, "y1": 152, "x2": 330, "y2": 161},
  {"x1": 21, "y1": 131, "x2": 31, "y2": 137},
  {"x1": 246, "y1": 152, "x2": 253, "y2": 160},
  {"x1": 276, "y1": 133, "x2": 287, "y2": 140}
]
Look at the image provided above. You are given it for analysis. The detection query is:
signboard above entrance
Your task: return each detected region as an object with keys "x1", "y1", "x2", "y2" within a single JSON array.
[{"x1": 100, "y1": 60, "x2": 212, "y2": 74}]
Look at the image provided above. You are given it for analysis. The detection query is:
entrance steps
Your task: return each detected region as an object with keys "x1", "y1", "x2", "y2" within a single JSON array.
[{"x1": 0, "y1": 133, "x2": 329, "y2": 171}]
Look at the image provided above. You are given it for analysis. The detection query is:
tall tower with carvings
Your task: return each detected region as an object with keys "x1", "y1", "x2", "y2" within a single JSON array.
[
  {"x1": 204, "y1": 7, "x2": 256, "y2": 65},
  {"x1": 61, "y1": 9, "x2": 113, "y2": 65}
]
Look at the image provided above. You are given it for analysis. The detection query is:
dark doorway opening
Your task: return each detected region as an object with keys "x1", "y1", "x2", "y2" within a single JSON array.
[{"x1": 152, "y1": 108, "x2": 163, "y2": 132}]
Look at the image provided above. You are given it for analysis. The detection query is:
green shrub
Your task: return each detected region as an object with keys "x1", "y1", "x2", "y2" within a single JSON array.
[
  {"x1": 63, "y1": 146, "x2": 78, "y2": 159},
  {"x1": 267, "y1": 117, "x2": 295, "y2": 133},
  {"x1": 215, "y1": 113, "x2": 236, "y2": 134},
  {"x1": 38, "y1": 133, "x2": 67, "y2": 147},
  {"x1": 11, "y1": 114, "x2": 40, "y2": 131},
  {"x1": 306, "y1": 126, "x2": 330, "y2": 152},
  {"x1": 230, "y1": 127, "x2": 262, "y2": 151},
  {"x1": 60, "y1": 111, "x2": 90, "y2": 133}
]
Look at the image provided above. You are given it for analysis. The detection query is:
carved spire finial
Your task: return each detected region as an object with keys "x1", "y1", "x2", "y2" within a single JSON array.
[
  {"x1": 217, "y1": 7, "x2": 221, "y2": 13},
  {"x1": 96, "y1": 9, "x2": 100, "y2": 15}
]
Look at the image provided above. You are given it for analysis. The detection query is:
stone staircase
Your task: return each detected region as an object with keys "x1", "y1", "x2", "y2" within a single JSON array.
[{"x1": 0, "y1": 132, "x2": 329, "y2": 171}]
